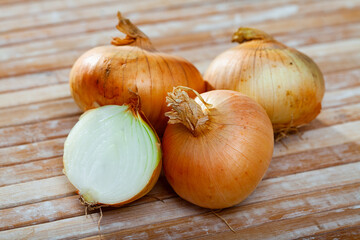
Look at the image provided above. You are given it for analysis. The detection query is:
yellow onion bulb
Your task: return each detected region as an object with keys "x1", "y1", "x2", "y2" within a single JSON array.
[
  {"x1": 204, "y1": 28, "x2": 325, "y2": 134},
  {"x1": 162, "y1": 87, "x2": 274, "y2": 209},
  {"x1": 70, "y1": 12, "x2": 205, "y2": 136},
  {"x1": 63, "y1": 103, "x2": 161, "y2": 208}
]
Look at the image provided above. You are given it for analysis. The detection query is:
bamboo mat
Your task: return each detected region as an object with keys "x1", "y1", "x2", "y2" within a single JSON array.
[{"x1": 0, "y1": 0, "x2": 360, "y2": 239}]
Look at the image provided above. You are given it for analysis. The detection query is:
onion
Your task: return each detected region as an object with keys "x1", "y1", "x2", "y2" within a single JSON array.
[
  {"x1": 70, "y1": 12, "x2": 205, "y2": 136},
  {"x1": 204, "y1": 27, "x2": 325, "y2": 136},
  {"x1": 63, "y1": 102, "x2": 161, "y2": 207},
  {"x1": 162, "y1": 87, "x2": 274, "y2": 209}
]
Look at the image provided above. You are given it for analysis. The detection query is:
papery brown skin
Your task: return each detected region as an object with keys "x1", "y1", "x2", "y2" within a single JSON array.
[
  {"x1": 162, "y1": 90, "x2": 274, "y2": 209},
  {"x1": 204, "y1": 28, "x2": 325, "y2": 132},
  {"x1": 70, "y1": 13, "x2": 205, "y2": 136}
]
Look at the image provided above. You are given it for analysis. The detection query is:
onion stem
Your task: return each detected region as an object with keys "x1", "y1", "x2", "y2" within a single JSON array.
[
  {"x1": 165, "y1": 86, "x2": 212, "y2": 136},
  {"x1": 174, "y1": 86, "x2": 212, "y2": 110},
  {"x1": 111, "y1": 11, "x2": 155, "y2": 51},
  {"x1": 232, "y1": 27, "x2": 274, "y2": 44}
]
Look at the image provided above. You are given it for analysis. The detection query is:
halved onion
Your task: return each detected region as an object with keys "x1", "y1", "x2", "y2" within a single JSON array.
[{"x1": 63, "y1": 105, "x2": 161, "y2": 207}]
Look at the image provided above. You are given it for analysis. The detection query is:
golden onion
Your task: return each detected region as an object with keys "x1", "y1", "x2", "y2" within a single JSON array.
[
  {"x1": 162, "y1": 87, "x2": 274, "y2": 209},
  {"x1": 204, "y1": 27, "x2": 325, "y2": 135},
  {"x1": 70, "y1": 12, "x2": 205, "y2": 136}
]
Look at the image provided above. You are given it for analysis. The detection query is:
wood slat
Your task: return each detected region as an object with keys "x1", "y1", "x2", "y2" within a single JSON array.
[
  {"x1": 299, "y1": 39, "x2": 360, "y2": 58},
  {"x1": 0, "y1": 69, "x2": 69, "y2": 94},
  {"x1": 0, "y1": 0, "x2": 43, "y2": 5},
  {"x1": 325, "y1": 68, "x2": 360, "y2": 91},
  {"x1": 3, "y1": 0, "x2": 356, "y2": 62},
  {"x1": 302, "y1": 102, "x2": 360, "y2": 131},
  {"x1": 323, "y1": 85, "x2": 360, "y2": 109},
  {"x1": 0, "y1": 195, "x2": 83, "y2": 232},
  {"x1": 0, "y1": 198, "x2": 204, "y2": 239},
  {"x1": 0, "y1": 0, "x2": 241, "y2": 34},
  {"x1": 298, "y1": 225, "x2": 360, "y2": 240},
  {"x1": 0, "y1": 98, "x2": 80, "y2": 129},
  {"x1": 0, "y1": 175, "x2": 75, "y2": 209},
  {"x1": 83, "y1": 182, "x2": 360, "y2": 240},
  {"x1": 1, "y1": 161, "x2": 359, "y2": 239},
  {"x1": 0, "y1": 157, "x2": 63, "y2": 187},
  {"x1": 2, "y1": 0, "x2": 358, "y2": 49},
  {"x1": 200, "y1": 205, "x2": 360, "y2": 240},
  {"x1": 253, "y1": 6, "x2": 360, "y2": 35},
  {"x1": 0, "y1": 116, "x2": 76, "y2": 148},
  {"x1": 0, "y1": 83, "x2": 70, "y2": 109},
  {"x1": 0, "y1": 138, "x2": 65, "y2": 167},
  {"x1": 0, "y1": 0, "x2": 129, "y2": 20},
  {"x1": 275, "y1": 22, "x2": 360, "y2": 48},
  {"x1": 3, "y1": 20, "x2": 360, "y2": 73},
  {"x1": 274, "y1": 120, "x2": 360, "y2": 157},
  {"x1": 267, "y1": 140, "x2": 360, "y2": 179},
  {"x1": 4, "y1": 0, "x2": 343, "y2": 36},
  {"x1": 0, "y1": 0, "x2": 255, "y2": 47},
  {"x1": 0, "y1": 50, "x2": 84, "y2": 79},
  {"x1": 0, "y1": 1, "x2": 278, "y2": 44}
]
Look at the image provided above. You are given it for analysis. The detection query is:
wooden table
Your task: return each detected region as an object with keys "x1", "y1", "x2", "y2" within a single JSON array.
[{"x1": 1, "y1": 0, "x2": 359, "y2": 239}]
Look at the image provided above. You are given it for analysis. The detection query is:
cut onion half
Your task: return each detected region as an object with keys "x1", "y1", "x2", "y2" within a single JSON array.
[{"x1": 63, "y1": 105, "x2": 162, "y2": 207}]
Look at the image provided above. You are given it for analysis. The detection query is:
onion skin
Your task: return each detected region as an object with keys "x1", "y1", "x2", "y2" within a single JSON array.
[
  {"x1": 70, "y1": 12, "x2": 205, "y2": 136},
  {"x1": 204, "y1": 28, "x2": 325, "y2": 133},
  {"x1": 162, "y1": 89, "x2": 274, "y2": 209}
]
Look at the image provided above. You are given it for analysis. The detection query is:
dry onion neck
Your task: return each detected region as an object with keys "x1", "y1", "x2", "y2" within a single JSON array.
[
  {"x1": 126, "y1": 89, "x2": 142, "y2": 115},
  {"x1": 111, "y1": 11, "x2": 155, "y2": 51},
  {"x1": 232, "y1": 27, "x2": 274, "y2": 44},
  {"x1": 165, "y1": 86, "x2": 212, "y2": 136}
]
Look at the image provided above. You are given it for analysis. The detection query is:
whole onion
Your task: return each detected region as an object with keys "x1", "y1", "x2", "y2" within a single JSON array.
[
  {"x1": 70, "y1": 12, "x2": 205, "y2": 136},
  {"x1": 162, "y1": 87, "x2": 274, "y2": 209},
  {"x1": 204, "y1": 27, "x2": 325, "y2": 135}
]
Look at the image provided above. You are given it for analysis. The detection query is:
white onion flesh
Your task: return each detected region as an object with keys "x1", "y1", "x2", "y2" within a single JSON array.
[{"x1": 63, "y1": 105, "x2": 161, "y2": 206}]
